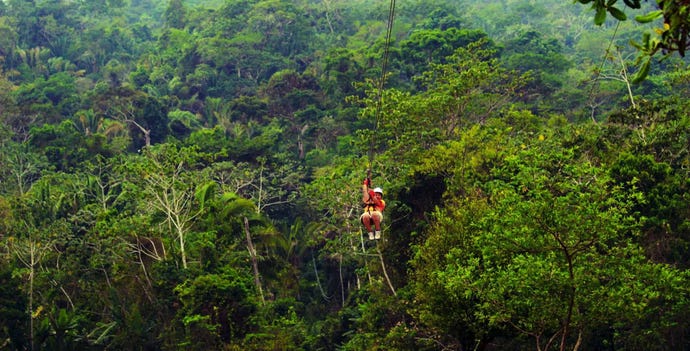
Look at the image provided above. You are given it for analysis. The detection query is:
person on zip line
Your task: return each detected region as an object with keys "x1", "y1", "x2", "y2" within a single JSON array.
[{"x1": 360, "y1": 177, "x2": 386, "y2": 240}]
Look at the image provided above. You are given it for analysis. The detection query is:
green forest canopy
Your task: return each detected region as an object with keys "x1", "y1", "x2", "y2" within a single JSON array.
[{"x1": 0, "y1": 0, "x2": 689, "y2": 350}]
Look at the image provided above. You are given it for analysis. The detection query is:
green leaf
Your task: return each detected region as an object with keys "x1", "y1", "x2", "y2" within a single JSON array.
[
  {"x1": 609, "y1": 6, "x2": 627, "y2": 21},
  {"x1": 630, "y1": 32, "x2": 653, "y2": 52},
  {"x1": 195, "y1": 181, "x2": 217, "y2": 210},
  {"x1": 629, "y1": 40, "x2": 644, "y2": 51},
  {"x1": 623, "y1": 0, "x2": 641, "y2": 9},
  {"x1": 635, "y1": 10, "x2": 663, "y2": 23},
  {"x1": 88, "y1": 322, "x2": 117, "y2": 345},
  {"x1": 594, "y1": 7, "x2": 607, "y2": 25},
  {"x1": 629, "y1": 39, "x2": 644, "y2": 51},
  {"x1": 631, "y1": 57, "x2": 651, "y2": 83}
]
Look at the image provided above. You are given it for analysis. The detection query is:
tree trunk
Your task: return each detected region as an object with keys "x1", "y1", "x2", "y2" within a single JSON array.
[
  {"x1": 376, "y1": 245, "x2": 397, "y2": 296},
  {"x1": 244, "y1": 216, "x2": 265, "y2": 304},
  {"x1": 178, "y1": 225, "x2": 187, "y2": 269},
  {"x1": 29, "y1": 247, "x2": 35, "y2": 351}
]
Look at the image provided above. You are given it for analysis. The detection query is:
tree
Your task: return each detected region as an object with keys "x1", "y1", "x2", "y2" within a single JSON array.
[
  {"x1": 174, "y1": 268, "x2": 258, "y2": 349},
  {"x1": 5, "y1": 217, "x2": 71, "y2": 351},
  {"x1": 164, "y1": 0, "x2": 186, "y2": 30},
  {"x1": 608, "y1": 98, "x2": 690, "y2": 269},
  {"x1": 168, "y1": 109, "x2": 202, "y2": 139},
  {"x1": 8, "y1": 234, "x2": 48, "y2": 351},
  {"x1": 0, "y1": 141, "x2": 48, "y2": 196},
  {"x1": 214, "y1": 190, "x2": 268, "y2": 305},
  {"x1": 0, "y1": 18, "x2": 19, "y2": 69},
  {"x1": 0, "y1": 259, "x2": 28, "y2": 350},
  {"x1": 28, "y1": 119, "x2": 114, "y2": 172},
  {"x1": 13, "y1": 72, "x2": 79, "y2": 124},
  {"x1": 126, "y1": 144, "x2": 206, "y2": 269},
  {"x1": 300, "y1": 155, "x2": 398, "y2": 307},
  {"x1": 93, "y1": 88, "x2": 168, "y2": 149},
  {"x1": 398, "y1": 27, "x2": 488, "y2": 82},
  {"x1": 575, "y1": 0, "x2": 690, "y2": 81},
  {"x1": 78, "y1": 154, "x2": 123, "y2": 216},
  {"x1": 245, "y1": 0, "x2": 312, "y2": 57},
  {"x1": 501, "y1": 30, "x2": 572, "y2": 111},
  {"x1": 320, "y1": 47, "x2": 365, "y2": 101},
  {"x1": 262, "y1": 69, "x2": 324, "y2": 159},
  {"x1": 411, "y1": 123, "x2": 688, "y2": 350},
  {"x1": 353, "y1": 39, "x2": 529, "y2": 173}
]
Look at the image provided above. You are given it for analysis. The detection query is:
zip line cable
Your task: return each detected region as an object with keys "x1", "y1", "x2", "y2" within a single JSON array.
[
  {"x1": 368, "y1": 0, "x2": 396, "y2": 169},
  {"x1": 361, "y1": 1, "x2": 396, "y2": 293}
]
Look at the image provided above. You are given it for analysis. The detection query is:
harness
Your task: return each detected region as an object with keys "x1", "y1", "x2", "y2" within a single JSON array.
[
  {"x1": 363, "y1": 202, "x2": 378, "y2": 212},
  {"x1": 363, "y1": 194, "x2": 384, "y2": 213}
]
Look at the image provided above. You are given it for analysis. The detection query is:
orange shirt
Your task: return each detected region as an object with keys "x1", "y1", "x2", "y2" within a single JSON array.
[{"x1": 364, "y1": 190, "x2": 385, "y2": 212}]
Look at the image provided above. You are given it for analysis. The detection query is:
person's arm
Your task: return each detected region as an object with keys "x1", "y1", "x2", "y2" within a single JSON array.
[
  {"x1": 368, "y1": 190, "x2": 378, "y2": 203},
  {"x1": 362, "y1": 179, "x2": 371, "y2": 203}
]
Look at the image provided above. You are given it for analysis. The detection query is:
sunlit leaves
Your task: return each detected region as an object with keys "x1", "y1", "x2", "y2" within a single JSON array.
[
  {"x1": 352, "y1": 38, "x2": 529, "y2": 180},
  {"x1": 635, "y1": 10, "x2": 663, "y2": 24},
  {"x1": 411, "y1": 121, "x2": 686, "y2": 349},
  {"x1": 577, "y1": 0, "x2": 690, "y2": 80}
]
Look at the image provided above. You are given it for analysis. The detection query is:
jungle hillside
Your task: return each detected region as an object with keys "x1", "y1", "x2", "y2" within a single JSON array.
[{"x1": 1, "y1": 0, "x2": 689, "y2": 350}]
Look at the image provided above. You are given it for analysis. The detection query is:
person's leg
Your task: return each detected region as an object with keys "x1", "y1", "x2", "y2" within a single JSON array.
[
  {"x1": 361, "y1": 214, "x2": 374, "y2": 239},
  {"x1": 373, "y1": 212, "x2": 383, "y2": 239}
]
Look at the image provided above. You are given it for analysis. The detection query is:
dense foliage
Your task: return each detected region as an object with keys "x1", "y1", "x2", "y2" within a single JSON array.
[{"x1": 1, "y1": 0, "x2": 689, "y2": 350}]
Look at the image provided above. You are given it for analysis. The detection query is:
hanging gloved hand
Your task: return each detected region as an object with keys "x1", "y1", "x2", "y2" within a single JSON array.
[{"x1": 363, "y1": 178, "x2": 371, "y2": 187}]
